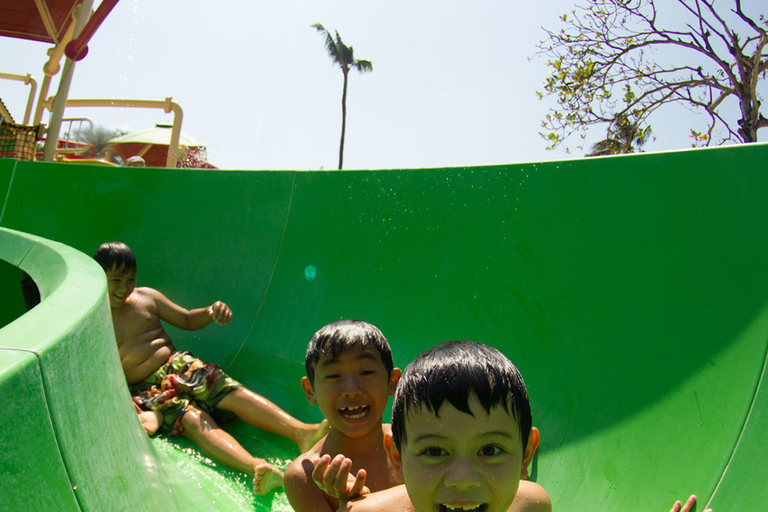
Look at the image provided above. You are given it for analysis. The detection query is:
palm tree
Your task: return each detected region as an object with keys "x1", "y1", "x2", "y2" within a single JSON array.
[
  {"x1": 586, "y1": 114, "x2": 653, "y2": 157},
  {"x1": 312, "y1": 23, "x2": 372, "y2": 169}
]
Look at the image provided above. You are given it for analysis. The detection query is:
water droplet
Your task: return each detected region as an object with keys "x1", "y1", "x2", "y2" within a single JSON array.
[{"x1": 304, "y1": 265, "x2": 317, "y2": 282}]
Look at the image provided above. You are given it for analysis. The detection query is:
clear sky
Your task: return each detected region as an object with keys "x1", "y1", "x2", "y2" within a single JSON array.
[{"x1": 0, "y1": 0, "x2": 763, "y2": 170}]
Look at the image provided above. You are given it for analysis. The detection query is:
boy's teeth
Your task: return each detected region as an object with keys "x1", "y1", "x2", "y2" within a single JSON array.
[
  {"x1": 442, "y1": 505, "x2": 483, "y2": 511},
  {"x1": 339, "y1": 405, "x2": 368, "y2": 418}
]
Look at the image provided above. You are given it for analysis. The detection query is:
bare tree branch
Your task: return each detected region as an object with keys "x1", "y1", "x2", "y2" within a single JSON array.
[{"x1": 536, "y1": 0, "x2": 767, "y2": 152}]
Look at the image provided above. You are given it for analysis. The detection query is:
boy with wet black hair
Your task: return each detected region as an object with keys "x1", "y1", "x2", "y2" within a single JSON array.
[
  {"x1": 94, "y1": 241, "x2": 329, "y2": 495},
  {"x1": 303, "y1": 318, "x2": 396, "y2": 385},
  {"x1": 284, "y1": 319, "x2": 403, "y2": 512}
]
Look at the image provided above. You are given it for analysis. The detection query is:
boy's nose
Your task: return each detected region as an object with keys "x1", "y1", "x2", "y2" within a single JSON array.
[
  {"x1": 443, "y1": 459, "x2": 482, "y2": 490},
  {"x1": 340, "y1": 376, "x2": 362, "y2": 397}
]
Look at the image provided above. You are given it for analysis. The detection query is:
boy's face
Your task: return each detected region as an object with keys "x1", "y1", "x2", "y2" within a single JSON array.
[
  {"x1": 105, "y1": 265, "x2": 136, "y2": 309},
  {"x1": 302, "y1": 345, "x2": 400, "y2": 438},
  {"x1": 397, "y1": 394, "x2": 524, "y2": 512}
]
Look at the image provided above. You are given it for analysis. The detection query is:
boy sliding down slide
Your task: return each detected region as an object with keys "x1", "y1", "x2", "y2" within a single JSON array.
[
  {"x1": 284, "y1": 320, "x2": 405, "y2": 511},
  {"x1": 283, "y1": 320, "x2": 550, "y2": 512},
  {"x1": 311, "y1": 340, "x2": 712, "y2": 512},
  {"x1": 94, "y1": 241, "x2": 329, "y2": 495}
]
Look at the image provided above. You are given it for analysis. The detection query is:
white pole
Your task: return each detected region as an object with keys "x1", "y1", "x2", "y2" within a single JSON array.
[
  {"x1": 41, "y1": 97, "x2": 184, "y2": 168},
  {"x1": 0, "y1": 73, "x2": 37, "y2": 124},
  {"x1": 42, "y1": 0, "x2": 94, "y2": 162}
]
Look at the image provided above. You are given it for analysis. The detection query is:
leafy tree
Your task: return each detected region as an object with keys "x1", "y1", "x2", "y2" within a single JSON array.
[
  {"x1": 586, "y1": 113, "x2": 654, "y2": 156},
  {"x1": 536, "y1": 0, "x2": 767, "y2": 152},
  {"x1": 312, "y1": 23, "x2": 373, "y2": 169}
]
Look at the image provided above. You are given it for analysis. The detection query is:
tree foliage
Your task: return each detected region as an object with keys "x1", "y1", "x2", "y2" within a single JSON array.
[
  {"x1": 586, "y1": 113, "x2": 653, "y2": 156},
  {"x1": 312, "y1": 23, "x2": 373, "y2": 170},
  {"x1": 536, "y1": 0, "x2": 768, "y2": 152},
  {"x1": 79, "y1": 124, "x2": 127, "y2": 154}
]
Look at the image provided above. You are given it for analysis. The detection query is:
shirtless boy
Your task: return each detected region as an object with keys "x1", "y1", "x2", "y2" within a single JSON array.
[
  {"x1": 94, "y1": 241, "x2": 328, "y2": 495},
  {"x1": 283, "y1": 319, "x2": 403, "y2": 512}
]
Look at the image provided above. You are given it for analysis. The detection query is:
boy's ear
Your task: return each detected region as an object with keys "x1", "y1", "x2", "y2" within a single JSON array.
[
  {"x1": 388, "y1": 368, "x2": 402, "y2": 396},
  {"x1": 521, "y1": 427, "x2": 540, "y2": 480},
  {"x1": 384, "y1": 431, "x2": 404, "y2": 483},
  {"x1": 301, "y1": 376, "x2": 317, "y2": 405}
]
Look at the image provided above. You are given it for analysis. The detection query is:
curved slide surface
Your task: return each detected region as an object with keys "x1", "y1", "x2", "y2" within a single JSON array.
[{"x1": 1, "y1": 144, "x2": 767, "y2": 511}]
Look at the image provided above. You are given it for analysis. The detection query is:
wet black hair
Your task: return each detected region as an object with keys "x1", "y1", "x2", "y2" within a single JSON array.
[
  {"x1": 305, "y1": 319, "x2": 394, "y2": 384},
  {"x1": 391, "y1": 340, "x2": 532, "y2": 450},
  {"x1": 93, "y1": 241, "x2": 137, "y2": 273}
]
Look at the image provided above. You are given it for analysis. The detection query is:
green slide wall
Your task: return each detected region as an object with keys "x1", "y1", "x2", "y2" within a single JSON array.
[{"x1": 1, "y1": 143, "x2": 767, "y2": 511}]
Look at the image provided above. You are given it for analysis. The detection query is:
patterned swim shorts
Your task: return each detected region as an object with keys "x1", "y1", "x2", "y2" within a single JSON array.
[{"x1": 130, "y1": 351, "x2": 241, "y2": 436}]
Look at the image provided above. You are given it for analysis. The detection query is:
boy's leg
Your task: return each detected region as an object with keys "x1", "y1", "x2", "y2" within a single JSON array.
[
  {"x1": 181, "y1": 405, "x2": 283, "y2": 495},
  {"x1": 216, "y1": 386, "x2": 329, "y2": 452}
]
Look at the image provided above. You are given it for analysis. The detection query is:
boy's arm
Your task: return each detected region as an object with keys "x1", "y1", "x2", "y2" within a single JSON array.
[
  {"x1": 148, "y1": 288, "x2": 231, "y2": 330},
  {"x1": 284, "y1": 456, "x2": 337, "y2": 512},
  {"x1": 311, "y1": 454, "x2": 409, "y2": 512},
  {"x1": 337, "y1": 486, "x2": 412, "y2": 512}
]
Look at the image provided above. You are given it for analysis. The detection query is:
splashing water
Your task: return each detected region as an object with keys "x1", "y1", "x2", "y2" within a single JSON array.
[{"x1": 145, "y1": 423, "x2": 299, "y2": 511}]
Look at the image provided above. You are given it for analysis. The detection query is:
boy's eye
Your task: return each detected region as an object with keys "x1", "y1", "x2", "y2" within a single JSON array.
[
  {"x1": 478, "y1": 444, "x2": 504, "y2": 457},
  {"x1": 420, "y1": 446, "x2": 448, "y2": 457},
  {"x1": 324, "y1": 374, "x2": 341, "y2": 380}
]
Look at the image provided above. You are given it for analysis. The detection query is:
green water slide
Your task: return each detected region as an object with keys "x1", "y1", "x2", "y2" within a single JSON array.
[{"x1": 1, "y1": 144, "x2": 767, "y2": 511}]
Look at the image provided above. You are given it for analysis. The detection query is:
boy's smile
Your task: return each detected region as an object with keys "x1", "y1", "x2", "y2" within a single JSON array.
[
  {"x1": 105, "y1": 267, "x2": 136, "y2": 309},
  {"x1": 303, "y1": 346, "x2": 399, "y2": 438},
  {"x1": 398, "y1": 393, "x2": 524, "y2": 512}
]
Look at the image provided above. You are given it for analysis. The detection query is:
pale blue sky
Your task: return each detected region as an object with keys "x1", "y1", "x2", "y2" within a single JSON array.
[{"x1": 1, "y1": 1, "x2": 763, "y2": 170}]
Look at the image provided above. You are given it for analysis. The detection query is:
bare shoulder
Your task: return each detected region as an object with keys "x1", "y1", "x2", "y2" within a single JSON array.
[
  {"x1": 509, "y1": 481, "x2": 552, "y2": 512},
  {"x1": 344, "y1": 485, "x2": 412, "y2": 512},
  {"x1": 284, "y1": 442, "x2": 324, "y2": 490},
  {"x1": 284, "y1": 448, "x2": 334, "y2": 512},
  {"x1": 134, "y1": 286, "x2": 165, "y2": 301},
  {"x1": 134, "y1": 286, "x2": 179, "y2": 311}
]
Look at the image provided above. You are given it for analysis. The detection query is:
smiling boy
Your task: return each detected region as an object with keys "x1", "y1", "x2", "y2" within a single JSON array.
[
  {"x1": 283, "y1": 319, "x2": 403, "y2": 512},
  {"x1": 389, "y1": 340, "x2": 545, "y2": 512},
  {"x1": 94, "y1": 241, "x2": 328, "y2": 495}
]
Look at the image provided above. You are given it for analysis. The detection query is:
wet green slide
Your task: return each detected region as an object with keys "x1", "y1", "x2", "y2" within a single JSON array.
[{"x1": 1, "y1": 143, "x2": 767, "y2": 511}]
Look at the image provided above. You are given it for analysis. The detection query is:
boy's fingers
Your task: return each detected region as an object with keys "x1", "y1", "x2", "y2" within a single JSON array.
[
  {"x1": 679, "y1": 495, "x2": 697, "y2": 512},
  {"x1": 210, "y1": 301, "x2": 232, "y2": 325},
  {"x1": 316, "y1": 454, "x2": 344, "y2": 493},
  {"x1": 333, "y1": 458, "x2": 354, "y2": 493},
  {"x1": 311, "y1": 455, "x2": 332, "y2": 488},
  {"x1": 327, "y1": 456, "x2": 350, "y2": 493},
  {"x1": 669, "y1": 501, "x2": 682, "y2": 512},
  {"x1": 348, "y1": 469, "x2": 369, "y2": 497},
  {"x1": 311, "y1": 454, "x2": 366, "y2": 500}
]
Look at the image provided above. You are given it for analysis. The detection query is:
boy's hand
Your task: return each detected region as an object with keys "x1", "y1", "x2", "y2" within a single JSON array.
[
  {"x1": 208, "y1": 301, "x2": 232, "y2": 325},
  {"x1": 670, "y1": 495, "x2": 712, "y2": 512},
  {"x1": 312, "y1": 454, "x2": 370, "y2": 503}
]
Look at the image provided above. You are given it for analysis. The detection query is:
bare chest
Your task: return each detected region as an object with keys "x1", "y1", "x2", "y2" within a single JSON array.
[{"x1": 112, "y1": 299, "x2": 166, "y2": 348}]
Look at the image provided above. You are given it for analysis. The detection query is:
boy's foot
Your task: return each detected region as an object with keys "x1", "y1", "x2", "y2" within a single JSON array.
[
  {"x1": 296, "y1": 419, "x2": 331, "y2": 453},
  {"x1": 253, "y1": 463, "x2": 283, "y2": 495},
  {"x1": 134, "y1": 402, "x2": 162, "y2": 436}
]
